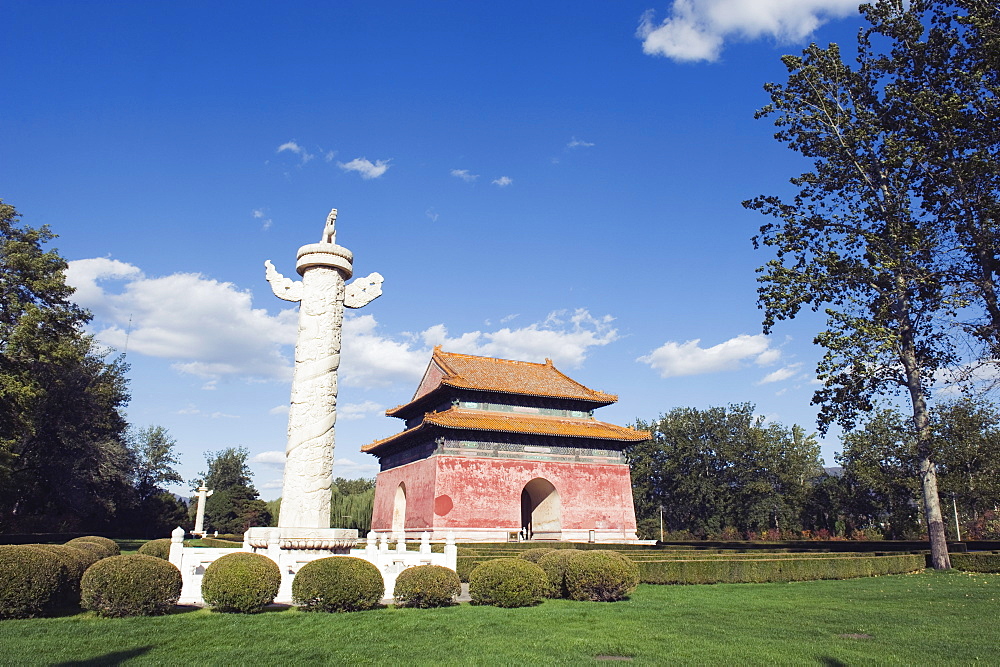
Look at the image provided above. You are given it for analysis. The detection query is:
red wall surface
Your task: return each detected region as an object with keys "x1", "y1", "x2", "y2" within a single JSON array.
[{"x1": 371, "y1": 455, "x2": 637, "y2": 540}]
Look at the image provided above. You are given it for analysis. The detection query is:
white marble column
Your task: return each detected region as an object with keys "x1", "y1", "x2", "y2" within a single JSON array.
[
  {"x1": 265, "y1": 209, "x2": 383, "y2": 530},
  {"x1": 193, "y1": 486, "x2": 213, "y2": 536}
]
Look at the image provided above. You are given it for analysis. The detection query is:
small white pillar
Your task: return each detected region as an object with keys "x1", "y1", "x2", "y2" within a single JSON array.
[
  {"x1": 444, "y1": 532, "x2": 457, "y2": 570},
  {"x1": 193, "y1": 486, "x2": 213, "y2": 536},
  {"x1": 168, "y1": 526, "x2": 185, "y2": 571},
  {"x1": 419, "y1": 532, "x2": 431, "y2": 555}
]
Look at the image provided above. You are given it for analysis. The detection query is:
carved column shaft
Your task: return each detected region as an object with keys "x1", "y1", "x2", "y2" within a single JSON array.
[
  {"x1": 266, "y1": 210, "x2": 383, "y2": 533},
  {"x1": 279, "y1": 264, "x2": 347, "y2": 528}
]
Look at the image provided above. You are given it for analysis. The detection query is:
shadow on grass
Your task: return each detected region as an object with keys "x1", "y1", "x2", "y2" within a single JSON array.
[
  {"x1": 202, "y1": 603, "x2": 295, "y2": 614},
  {"x1": 161, "y1": 604, "x2": 206, "y2": 616},
  {"x1": 818, "y1": 658, "x2": 847, "y2": 666},
  {"x1": 53, "y1": 646, "x2": 154, "y2": 666}
]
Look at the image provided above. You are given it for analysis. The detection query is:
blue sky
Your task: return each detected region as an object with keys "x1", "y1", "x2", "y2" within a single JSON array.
[{"x1": 3, "y1": 0, "x2": 869, "y2": 499}]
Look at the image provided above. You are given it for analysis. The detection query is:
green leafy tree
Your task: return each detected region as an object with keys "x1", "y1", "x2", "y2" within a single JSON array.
[
  {"x1": 330, "y1": 477, "x2": 375, "y2": 533},
  {"x1": 837, "y1": 410, "x2": 922, "y2": 538},
  {"x1": 126, "y1": 425, "x2": 187, "y2": 536},
  {"x1": 742, "y1": 0, "x2": 1000, "y2": 567},
  {"x1": 0, "y1": 201, "x2": 132, "y2": 532},
  {"x1": 628, "y1": 404, "x2": 822, "y2": 537},
  {"x1": 930, "y1": 398, "x2": 1000, "y2": 527},
  {"x1": 875, "y1": 1, "x2": 1000, "y2": 355},
  {"x1": 129, "y1": 426, "x2": 183, "y2": 502},
  {"x1": 191, "y1": 447, "x2": 270, "y2": 534}
]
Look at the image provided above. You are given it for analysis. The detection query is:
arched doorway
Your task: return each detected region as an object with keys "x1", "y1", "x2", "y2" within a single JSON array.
[
  {"x1": 392, "y1": 482, "x2": 407, "y2": 534},
  {"x1": 520, "y1": 478, "x2": 561, "y2": 540}
]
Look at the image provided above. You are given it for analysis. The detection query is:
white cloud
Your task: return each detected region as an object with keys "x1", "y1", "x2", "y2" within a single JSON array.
[
  {"x1": 340, "y1": 308, "x2": 619, "y2": 389},
  {"x1": 567, "y1": 137, "x2": 595, "y2": 148},
  {"x1": 69, "y1": 257, "x2": 619, "y2": 393},
  {"x1": 492, "y1": 176, "x2": 513, "y2": 187},
  {"x1": 341, "y1": 314, "x2": 429, "y2": 388},
  {"x1": 421, "y1": 309, "x2": 618, "y2": 369},
  {"x1": 338, "y1": 157, "x2": 391, "y2": 179},
  {"x1": 66, "y1": 258, "x2": 298, "y2": 382},
  {"x1": 252, "y1": 209, "x2": 273, "y2": 231},
  {"x1": 637, "y1": 0, "x2": 861, "y2": 63},
  {"x1": 277, "y1": 140, "x2": 315, "y2": 163},
  {"x1": 269, "y1": 404, "x2": 289, "y2": 416},
  {"x1": 758, "y1": 363, "x2": 802, "y2": 384},
  {"x1": 340, "y1": 400, "x2": 386, "y2": 421},
  {"x1": 639, "y1": 333, "x2": 779, "y2": 377},
  {"x1": 65, "y1": 258, "x2": 143, "y2": 311},
  {"x1": 331, "y1": 457, "x2": 380, "y2": 477},
  {"x1": 252, "y1": 450, "x2": 286, "y2": 467},
  {"x1": 173, "y1": 404, "x2": 239, "y2": 418},
  {"x1": 425, "y1": 208, "x2": 439, "y2": 222},
  {"x1": 450, "y1": 169, "x2": 479, "y2": 182}
]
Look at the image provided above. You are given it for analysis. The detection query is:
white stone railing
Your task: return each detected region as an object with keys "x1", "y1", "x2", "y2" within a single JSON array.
[{"x1": 168, "y1": 527, "x2": 457, "y2": 605}]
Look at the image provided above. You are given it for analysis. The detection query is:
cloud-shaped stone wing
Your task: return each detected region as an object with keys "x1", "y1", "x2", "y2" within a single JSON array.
[
  {"x1": 265, "y1": 260, "x2": 304, "y2": 302},
  {"x1": 345, "y1": 272, "x2": 384, "y2": 309}
]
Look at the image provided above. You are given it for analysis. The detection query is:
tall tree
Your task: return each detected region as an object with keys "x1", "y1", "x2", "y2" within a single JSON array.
[
  {"x1": 0, "y1": 201, "x2": 132, "y2": 532},
  {"x1": 129, "y1": 425, "x2": 183, "y2": 503},
  {"x1": 191, "y1": 447, "x2": 270, "y2": 534},
  {"x1": 742, "y1": 0, "x2": 1000, "y2": 567},
  {"x1": 126, "y1": 425, "x2": 187, "y2": 537},
  {"x1": 628, "y1": 404, "x2": 822, "y2": 537},
  {"x1": 930, "y1": 398, "x2": 1000, "y2": 523},
  {"x1": 877, "y1": 1, "x2": 1000, "y2": 355},
  {"x1": 837, "y1": 410, "x2": 922, "y2": 538}
]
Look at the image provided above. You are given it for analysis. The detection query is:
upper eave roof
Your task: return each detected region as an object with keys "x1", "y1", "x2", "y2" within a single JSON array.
[
  {"x1": 362, "y1": 406, "x2": 649, "y2": 454},
  {"x1": 387, "y1": 347, "x2": 617, "y2": 417}
]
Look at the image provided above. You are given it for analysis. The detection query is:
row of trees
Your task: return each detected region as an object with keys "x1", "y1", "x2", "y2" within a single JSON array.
[
  {"x1": 627, "y1": 400, "x2": 1000, "y2": 541},
  {"x1": 0, "y1": 200, "x2": 276, "y2": 537},
  {"x1": 745, "y1": 0, "x2": 1000, "y2": 567},
  {"x1": 0, "y1": 200, "x2": 186, "y2": 535}
]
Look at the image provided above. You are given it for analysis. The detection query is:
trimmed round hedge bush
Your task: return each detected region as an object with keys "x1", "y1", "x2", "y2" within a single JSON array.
[
  {"x1": 65, "y1": 541, "x2": 108, "y2": 560},
  {"x1": 29, "y1": 544, "x2": 94, "y2": 603},
  {"x1": 64, "y1": 543, "x2": 104, "y2": 569},
  {"x1": 469, "y1": 558, "x2": 548, "y2": 608},
  {"x1": 537, "y1": 548, "x2": 579, "y2": 598},
  {"x1": 518, "y1": 548, "x2": 556, "y2": 564},
  {"x1": 393, "y1": 564, "x2": 461, "y2": 608},
  {"x1": 66, "y1": 536, "x2": 120, "y2": 559},
  {"x1": 81, "y1": 554, "x2": 182, "y2": 617},
  {"x1": 565, "y1": 550, "x2": 639, "y2": 602},
  {"x1": 292, "y1": 557, "x2": 384, "y2": 612},
  {"x1": 137, "y1": 539, "x2": 172, "y2": 560},
  {"x1": 202, "y1": 552, "x2": 281, "y2": 613},
  {"x1": 0, "y1": 545, "x2": 64, "y2": 619}
]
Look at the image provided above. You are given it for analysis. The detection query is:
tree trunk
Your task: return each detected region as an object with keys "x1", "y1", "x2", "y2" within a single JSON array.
[
  {"x1": 896, "y1": 280, "x2": 952, "y2": 570},
  {"x1": 919, "y1": 456, "x2": 952, "y2": 569}
]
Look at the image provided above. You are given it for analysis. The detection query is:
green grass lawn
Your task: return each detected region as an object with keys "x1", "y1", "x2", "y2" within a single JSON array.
[{"x1": 2, "y1": 570, "x2": 997, "y2": 665}]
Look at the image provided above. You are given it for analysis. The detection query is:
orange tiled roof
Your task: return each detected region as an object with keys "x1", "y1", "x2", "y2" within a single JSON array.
[
  {"x1": 388, "y1": 348, "x2": 616, "y2": 417},
  {"x1": 363, "y1": 407, "x2": 649, "y2": 453}
]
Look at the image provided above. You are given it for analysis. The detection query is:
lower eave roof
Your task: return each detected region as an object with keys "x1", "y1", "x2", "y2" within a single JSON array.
[{"x1": 362, "y1": 407, "x2": 649, "y2": 455}]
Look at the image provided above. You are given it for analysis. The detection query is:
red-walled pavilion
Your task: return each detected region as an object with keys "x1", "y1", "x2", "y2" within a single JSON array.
[{"x1": 363, "y1": 348, "x2": 648, "y2": 542}]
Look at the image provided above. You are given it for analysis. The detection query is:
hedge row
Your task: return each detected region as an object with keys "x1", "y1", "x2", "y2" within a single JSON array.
[
  {"x1": 638, "y1": 554, "x2": 925, "y2": 584},
  {"x1": 195, "y1": 538, "x2": 244, "y2": 549},
  {"x1": 950, "y1": 552, "x2": 1000, "y2": 573}
]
